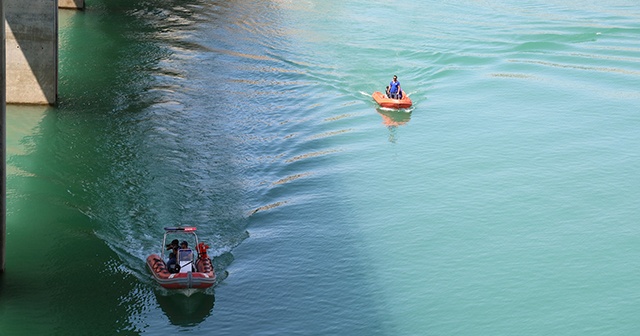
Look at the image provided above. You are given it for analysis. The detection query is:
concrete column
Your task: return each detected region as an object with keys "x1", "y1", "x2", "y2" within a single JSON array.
[
  {"x1": 5, "y1": 0, "x2": 57, "y2": 105},
  {"x1": 59, "y1": 0, "x2": 84, "y2": 10},
  {"x1": 1, "y1": 0, "x2": 6, "y2": 273}
]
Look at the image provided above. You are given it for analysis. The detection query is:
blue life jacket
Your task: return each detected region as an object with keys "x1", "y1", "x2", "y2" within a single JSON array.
[{"x1": 389, "y1": 80, "x2": 400, "y2": 93}]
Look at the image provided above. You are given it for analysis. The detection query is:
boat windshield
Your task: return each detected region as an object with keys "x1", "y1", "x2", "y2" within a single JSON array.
[{"x1": 178, "y1": 249, "x2": 193, "y2": 262}]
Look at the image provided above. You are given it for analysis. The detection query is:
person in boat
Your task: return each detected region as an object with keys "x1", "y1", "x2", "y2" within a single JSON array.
[
  {"x1": 167, "y1": 252, "x2": 179, "y2": 273},
  {"x1": 180, "y1": 241, "x2": 188, "y2": 249},
  {"x1": 166, "y1": 239, "x2": 180, "y2": 273},
  {"x1": 166, "y1": 239, "x2": 179, "y2": 253},
  {"x1": 388, "y1": 75, "x2": 402, "y2": 99}
]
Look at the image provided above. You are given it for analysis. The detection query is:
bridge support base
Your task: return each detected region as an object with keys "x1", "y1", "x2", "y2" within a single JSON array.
[
  {"x1": 1, "y1": 0, "x2": 6, "y2": 273},
  {"x1": 59, "y1": 0, "x2": 85, "y2": 10},
  {"x1": 5, "y1": 0, "x2": 58, "y2": 105}
]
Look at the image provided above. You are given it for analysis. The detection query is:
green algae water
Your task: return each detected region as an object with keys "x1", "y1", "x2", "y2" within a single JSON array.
[{"x1": 2, "y1": 0, "x2": 640, "y2": 334}]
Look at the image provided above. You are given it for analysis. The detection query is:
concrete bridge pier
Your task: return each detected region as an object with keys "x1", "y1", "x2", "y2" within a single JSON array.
[
  {"x1": 59, "y1": 0, "x2": 84, "y2": 10},
  {"x1": 1, "y1": 0, "x2": 6, "y2": 274},
  {"x1": 5, "y1": 0, "x2": 58, "y2": 105}
]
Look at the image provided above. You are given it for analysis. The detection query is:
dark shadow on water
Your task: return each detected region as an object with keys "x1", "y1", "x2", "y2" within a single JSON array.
[
  {"x1": 149, "y1": 252, "x2": 232, "y2": 327},
  {"x1": 155, "y1": 290, "x2": 216, "y2": 327}
]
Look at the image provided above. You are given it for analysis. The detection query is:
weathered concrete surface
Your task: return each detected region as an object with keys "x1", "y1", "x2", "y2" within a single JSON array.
[
  {"x1": 1, "y1": 0, "x2": 7, "y2": 273},
  {"x1": 59, "y1": 0, "x2": 84, "y2": 10},
  {"x1": 5, "y1": 0, "x2": 57, "y2": 105}
]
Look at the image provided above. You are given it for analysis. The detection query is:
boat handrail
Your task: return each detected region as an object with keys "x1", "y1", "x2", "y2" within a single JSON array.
[{"x1": 164, "y1": 226, "x2": 197, "y2": 232}]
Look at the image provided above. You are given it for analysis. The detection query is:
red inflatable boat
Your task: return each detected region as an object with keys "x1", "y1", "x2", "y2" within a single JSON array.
[
  {"x1": 372, "y1": 91, "x2": 412, "y2": 109},
  {"x1": 146, "y1": 227, "x2": 216, "y2": 290}
]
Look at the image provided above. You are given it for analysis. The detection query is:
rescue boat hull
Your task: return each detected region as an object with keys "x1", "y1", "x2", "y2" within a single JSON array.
[
  {"x1": 372, "y1": 91, "x2": 413, "y2": 109},
  {"x1": 146, "y1": 254, "x2": 216, "y2": 290}
]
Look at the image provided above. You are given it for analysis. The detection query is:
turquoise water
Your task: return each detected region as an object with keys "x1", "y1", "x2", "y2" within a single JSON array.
[{"x1": 2, "y1": 0, "x2": 640, "y2": 334}]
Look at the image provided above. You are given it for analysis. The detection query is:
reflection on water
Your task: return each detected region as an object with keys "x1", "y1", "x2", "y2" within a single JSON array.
[
  {"x1": 155, "y1": 291, "x2": 215, "y2": 327},
  {"x1": 376, "y1": 108, "x2": 412, "y2": 143},
  {"x1": 5, "y1": 105, "x2": 50, "y2": 177}
]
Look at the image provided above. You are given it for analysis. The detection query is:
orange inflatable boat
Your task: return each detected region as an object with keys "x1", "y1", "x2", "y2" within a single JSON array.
[{"x1": 372, "y1": 91, "x2": 412, "y2": 109}]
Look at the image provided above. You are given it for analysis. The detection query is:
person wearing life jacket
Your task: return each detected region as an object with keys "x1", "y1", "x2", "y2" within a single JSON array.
[
  {"x1": 388, "y1": 75, "x2": 402, "y2": 99},
  {"x1": 166, "y1": 239, "x2": 180, "y2": 273}
]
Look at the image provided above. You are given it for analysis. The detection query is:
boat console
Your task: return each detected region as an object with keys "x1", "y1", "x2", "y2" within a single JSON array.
[{"x1": 178, "y1": 248, "x2": 194, "y2": 273}]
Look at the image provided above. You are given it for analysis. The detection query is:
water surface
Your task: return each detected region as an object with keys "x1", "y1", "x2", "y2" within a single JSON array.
[{"x1": 2, "y1": 0, "x2": 640, "y2": 334}]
